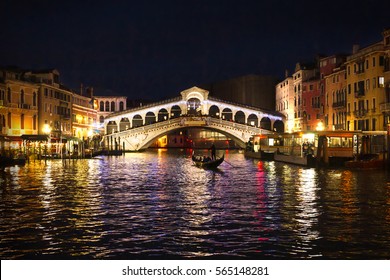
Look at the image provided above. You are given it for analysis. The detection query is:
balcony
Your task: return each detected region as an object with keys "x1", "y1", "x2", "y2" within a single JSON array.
[
  {"x1": 332, "y1": 101, "x2": 346, "y2": 108},
  {"x1": 380, "y1": 102, "x2": 390, "y2": 112},
  {"x1": 353, "y1": 109, "x2": 368, "y2": 118}
]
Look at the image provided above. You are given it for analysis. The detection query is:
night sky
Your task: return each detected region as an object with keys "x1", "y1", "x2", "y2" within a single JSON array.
[{"x1": 1, "y1": 0, "x2": 389, "y2": 101}]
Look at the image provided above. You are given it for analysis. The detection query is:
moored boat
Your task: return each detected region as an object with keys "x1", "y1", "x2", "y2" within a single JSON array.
[{"x1": 192, "y1": 154, "x2": 224, "y2": 169}]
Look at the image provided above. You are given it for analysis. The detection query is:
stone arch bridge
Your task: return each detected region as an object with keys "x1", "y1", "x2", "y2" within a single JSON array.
[{"x1": 102, "y1": 87, "x2": 285, "y2": 151}]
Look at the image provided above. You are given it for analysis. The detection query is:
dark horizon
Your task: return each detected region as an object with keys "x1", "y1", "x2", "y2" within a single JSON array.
[{"x1": 1, "y1": 0, "x2": 389, "y2": 101}]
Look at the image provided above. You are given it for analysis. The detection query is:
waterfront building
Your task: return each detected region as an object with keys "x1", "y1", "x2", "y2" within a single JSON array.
[
  {"x1": 275, "y1": 74, "x2": 294, "y2": 132},
  {"x1": 292, "y1": 62, "x2": 317, "y2": 131},
  {"x1": 345, "y1": 30, "x2": 390, "y2": 131},
  {"x1": 381, "y1": 29, "x2": 390, "y2": 133},
  {"x1": 25, "y1": 69, "x2": 73, "y2": 139},
  {"x1": 320, "y1": 54, "x2": 348, "y2": 131},
  {"x1": 302, "y1": 77, "x2": 321, "y2": 131},
  {"x1": 72, "y1": 89, "x2": 98, "y2": 143},
  {"x1": 94, "y1": 95, "x2": 127, "y2": 125},
  {"x1": 0, "y1": 67, "x2": 39, "y2": 150}
]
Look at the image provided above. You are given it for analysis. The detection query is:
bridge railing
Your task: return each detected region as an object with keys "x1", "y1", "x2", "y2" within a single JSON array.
[{"x1": 105, "y1": 96, "x2": 182, "y2": 118}]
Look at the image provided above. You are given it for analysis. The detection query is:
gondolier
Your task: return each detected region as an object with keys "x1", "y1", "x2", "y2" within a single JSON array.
[{"x1": 209, "y1": 143, "x2": 216, "y2": 160}]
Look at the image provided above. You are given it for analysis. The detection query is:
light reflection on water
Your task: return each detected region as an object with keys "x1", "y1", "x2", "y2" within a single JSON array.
[{"x1": 1, "y1": 149, "x2": 390, "y2": 259}]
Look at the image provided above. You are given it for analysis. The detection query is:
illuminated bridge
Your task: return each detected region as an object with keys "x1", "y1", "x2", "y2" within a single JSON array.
[{"x1": 102, "y1": 87, "x2": 285, "y2": 151}]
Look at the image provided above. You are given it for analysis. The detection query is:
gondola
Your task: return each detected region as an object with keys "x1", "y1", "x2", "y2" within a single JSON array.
[{"x1": 192, "y1": 153, "x2": 224, "y2": 169}]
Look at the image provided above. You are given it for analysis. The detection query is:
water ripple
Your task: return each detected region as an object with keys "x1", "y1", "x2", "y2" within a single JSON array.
[{"x1": 1, "y1": 150, "x2": 390, "y2": 259}]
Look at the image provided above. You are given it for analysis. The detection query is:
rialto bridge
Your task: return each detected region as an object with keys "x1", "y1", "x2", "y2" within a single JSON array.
[{"x1": 102, "y1": 87, "x2": 285, "y2": 151}]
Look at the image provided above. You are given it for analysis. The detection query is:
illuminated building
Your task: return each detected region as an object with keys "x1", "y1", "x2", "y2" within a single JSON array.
[
  {"x1": 320, "y1": 55, "x2": 347, "y2": 131},
  {"x1": 94, "y1": 95, "x2": 127, "y2": 125},
  {"x1": 292, "y1": 62, "x2": 317, "y2": 131},
  {"x1": 0, "y1": 67, "x2": 39, "y2": 150},
  {"x1": 25, "y1": 69, "x2": 73, "y2": 139},
  {"x1": 275, "y1": 74, "x2": 294, "y2": 132},
  {"x1": 345, "y1": 30, "x2": 390, "y2": 131},
  {"x1": 72, "y1": 88, "x2": 98, "y2": 144}
]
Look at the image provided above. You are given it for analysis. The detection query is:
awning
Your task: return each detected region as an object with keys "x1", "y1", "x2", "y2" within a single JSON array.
[{"x1": 21, "y1": 134, "x2": 49, "y2": 141}]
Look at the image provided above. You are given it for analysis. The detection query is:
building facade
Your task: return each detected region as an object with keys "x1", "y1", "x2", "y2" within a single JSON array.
[
  {"x1": 292, "y1": 62, "x2": 317, "y2": 131},
  {"x1": 345, "y1": 33, "x2": 389, "y2": 131},
  {"x1": 94, "y1": 96, "x2": 127, "y2": 124},
  {"x1": 0, "y1": 68, "x2": 39, "y2": 150},
  {"x1": 275, "y1": 76, "x2": 294, "y2": 132}
]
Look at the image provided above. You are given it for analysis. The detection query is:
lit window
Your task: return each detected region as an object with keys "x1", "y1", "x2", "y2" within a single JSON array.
[{"x1": 379, "y1": 77, "x2": 385, "y2": 87}]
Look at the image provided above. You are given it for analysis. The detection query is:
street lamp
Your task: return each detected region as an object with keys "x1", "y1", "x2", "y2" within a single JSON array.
[{"x1": 42, "y1": 124, "x2": 52, "y2": 158}]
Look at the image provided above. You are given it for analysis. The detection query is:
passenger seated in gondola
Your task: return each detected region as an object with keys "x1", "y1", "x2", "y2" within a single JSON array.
[{"x1": 203, "y1": 156, "x2": 211, "y2": 162}]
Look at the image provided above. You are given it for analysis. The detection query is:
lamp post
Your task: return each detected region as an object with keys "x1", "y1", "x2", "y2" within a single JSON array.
[{"x1": 42, "y1": 124, "x2": 51, "y2": 161}]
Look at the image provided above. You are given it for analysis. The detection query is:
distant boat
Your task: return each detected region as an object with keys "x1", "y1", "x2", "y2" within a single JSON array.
[
  {"x1": 192, "y1": 153, "x2": 224, "y2": 169},
  {"x1": 0, "y1": 155, "x2": 26, "y2": 167}
]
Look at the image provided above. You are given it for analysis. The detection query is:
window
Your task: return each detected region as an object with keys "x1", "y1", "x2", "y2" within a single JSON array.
[
  {"x1": 373, "y1": 77, "x2": 377, "y2": 88},
  {"x1": 119, "y1": 101, "x2": 124, "y2": 111},
  {"x1": 20, "y1": 90, "x2": 24, "y2": 104},
  {"x1": 379, "y1": 76, "x2": 385, "y2": 87},
  {"x1": 373, "y1": 57, "x2": 376, "y2": 67},
  {"x1": 373, "y1": 98, "x2": 376, "y2": 109},
  {"x1": 100, "y1": 101, "x2": 104, "y2": 111},
  {"x1": 366, "y1": 79, "x2": 370, "y2": 90},
  {"x1": 7, "y1": 88, "x2": 11, "y2": 102},
  {"x1": 379, "y1": 56, "x2": 384, "y2": 66},
  {"x1": 105, "y1": 101, "x2": 110, "y2": 112},
  {"x1": 111, "y1": 101, "x2": 115, "y2": 112},
  {"x1": 21, "y1": 114, "x2": 24, "y2": 129},
  {"x1": 33, "y1": 93, "x2": 37, "y2": 106}
]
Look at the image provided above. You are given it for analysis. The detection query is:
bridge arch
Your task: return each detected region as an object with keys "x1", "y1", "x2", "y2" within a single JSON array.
[
  {"x1": 234, "y1": 110, "x2": 245, "y2": 124},
  {"x1": 170, "y1": 105, "x2": 181, "y2": 118},
  {"x1": 132, "y1": 114, "x2": 143, "y2": 127},
  {"x1": 107, "y1": 121, "x2": 118, "y2": 134},
  {"x1": 273, "y1": 120, "x2": 284, "y2": 133},
  {"x1": 260, "y1": 117, "x2": 271, "y2": 130},
  {"x1": 221, "y1": 108, "x2": 233, "y2": 121},
  {"x1": 140, "y1": 125, "x2": 248, "y2": 151},
  {"x1": 209, "y1": 105, "x2": 220, "y2": 118},
  {"x1": 187, "y1": 97, "x2": 202, "y2": 115},
  {"x1": 119, "y1": 117, "x2": 130, "y2": 131},
  {"x1": 145, "y1": 112, "x2": 156, "y2": 125},
  {"x1": 247, "y1": 114, "x2": 258, "y2": 127},
  {"x1": 158, "y1": 108, "x2": 169, "y2": 122}
]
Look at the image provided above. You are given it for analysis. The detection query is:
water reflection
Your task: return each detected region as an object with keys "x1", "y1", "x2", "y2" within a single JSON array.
[{"x1": 1, "y1": 150, "x2": 390, "y2": 259}]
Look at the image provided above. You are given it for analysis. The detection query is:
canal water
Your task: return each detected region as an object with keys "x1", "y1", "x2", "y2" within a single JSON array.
[{"x1": 1, "y1": 149, "x2": 390, "y2": 259}]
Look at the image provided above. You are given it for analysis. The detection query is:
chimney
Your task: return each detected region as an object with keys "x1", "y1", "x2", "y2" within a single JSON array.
[{"x1": 352, "y1": 44, "x2": 360, "y2": 54}]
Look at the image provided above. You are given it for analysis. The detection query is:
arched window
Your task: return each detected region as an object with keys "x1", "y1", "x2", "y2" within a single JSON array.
[
  {"x1": 170, "y1": 105, "x2": 181, "y2": 118},
  {"x1": 208, "y1": 105, "x2": 220, "y2": 118},
  {"x1": 234, "y1": 111, "x2": 245, "y2": 124},
  {"x1": 99, "y1": 116, "x2": 104, "y2": 123},
  {"x1": 105, "y1": 101, "x2": 110, "y2": 112},
  {"x1": 158, "y1": 108, "x2": 169, "y2": 122},
  {"x1": 221, "y1": 108, "x2": 233, "y2": 121},
  {"x1": 119, "y1": 101, "x2": 124, "y2": 111},
  {"x1": 100, "y1": 101, "x2": 104, "y2": 111},
  {"x1": 111, "y1": 101, "x2": 115, "y2": 112},
  {"x1": 187, "y1": 98, "x2": 201, "y2": 115}
]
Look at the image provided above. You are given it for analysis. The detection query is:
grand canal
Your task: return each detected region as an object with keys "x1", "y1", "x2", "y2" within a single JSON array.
[{"x1": 1, "y1": 149, "x2": 390, "y2": 259}]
